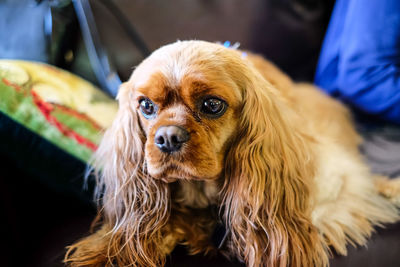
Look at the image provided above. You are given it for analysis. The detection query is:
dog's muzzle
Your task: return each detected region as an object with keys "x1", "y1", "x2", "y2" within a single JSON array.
[{"x1": 155, "y1": 125, "x2": 190, "y2": 153}]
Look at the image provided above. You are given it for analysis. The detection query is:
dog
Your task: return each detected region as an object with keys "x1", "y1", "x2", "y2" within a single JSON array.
[{"x1": 65, "y1": 40, "x2": 400, "y2": 267}]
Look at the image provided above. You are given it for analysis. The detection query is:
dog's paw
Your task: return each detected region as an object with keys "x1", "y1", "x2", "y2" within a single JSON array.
[{"x1": 375, "y1": 176, "x2": 400, "y2": 207}]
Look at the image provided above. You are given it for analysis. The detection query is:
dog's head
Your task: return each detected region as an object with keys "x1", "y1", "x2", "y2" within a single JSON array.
[{"x1": 119, "y1": 41, "x2": 247, "y2": 182}]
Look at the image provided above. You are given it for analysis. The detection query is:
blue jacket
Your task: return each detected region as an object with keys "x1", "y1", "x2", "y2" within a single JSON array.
[{"x1": 315, "y1": 0, "x2": 400, "y2": 124}]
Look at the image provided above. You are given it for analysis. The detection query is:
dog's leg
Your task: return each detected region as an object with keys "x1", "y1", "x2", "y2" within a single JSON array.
[
  {"x1": 65, "y1": 223, "x2": 181, "y2": 267},
  {"x1": 375, "y1": 175, "x2": 400, "y2": 206},
  {"x1": 64, "y1": 225, "x2": 111, "y2": 267}
]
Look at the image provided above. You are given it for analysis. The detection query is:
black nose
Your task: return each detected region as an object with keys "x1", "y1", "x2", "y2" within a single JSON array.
[{"x1": 155, "y1": 126, "x2": 190, "y2": 153}]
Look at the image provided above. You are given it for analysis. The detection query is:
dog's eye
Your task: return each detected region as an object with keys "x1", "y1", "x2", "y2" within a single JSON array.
[
  {"x1": 139, "y1": 98, "x2": 157, "y2": 118},
  {"x1": 201, "y1": 98, "x2": 227, "y2": 117}
]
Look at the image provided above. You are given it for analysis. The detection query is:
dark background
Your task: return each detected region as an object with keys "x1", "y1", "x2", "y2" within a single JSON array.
[{"x1": 1, "y1": 0, "x2": 399, "y2": 266}]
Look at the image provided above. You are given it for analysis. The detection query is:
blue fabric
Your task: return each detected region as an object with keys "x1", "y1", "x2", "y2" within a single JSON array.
[
  {"x1": 315, "y1": 0, "x2": 400, "y2": 124},
  {"x1": 0, "y1": 0, "x2": 50, "y2": 62}
]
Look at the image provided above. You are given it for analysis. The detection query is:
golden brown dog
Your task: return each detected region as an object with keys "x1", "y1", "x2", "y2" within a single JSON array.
[{"x1": 65, "y1": 40, "x2": 400, "y2": 267}]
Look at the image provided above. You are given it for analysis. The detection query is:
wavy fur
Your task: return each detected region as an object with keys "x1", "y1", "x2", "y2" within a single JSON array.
[
  {"x1": 65, "y1": 83, "x2": 171, "y2": 266},
  {"x1": 221, "y1": 65, "x2": 327, "y2": 266}
]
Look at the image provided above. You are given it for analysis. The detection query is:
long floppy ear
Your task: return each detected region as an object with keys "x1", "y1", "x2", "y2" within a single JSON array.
[
  {"x1": 222, "y1": 71, "x2": 328, "y2": 267},
  {"x1": 65, "y1": 83, "x2": 170, "y2": 267}
]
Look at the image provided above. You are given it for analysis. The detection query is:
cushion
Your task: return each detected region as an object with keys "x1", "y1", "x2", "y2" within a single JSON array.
[{"x1": 0, "y1": 60, "x2": 117, "y2": 163}]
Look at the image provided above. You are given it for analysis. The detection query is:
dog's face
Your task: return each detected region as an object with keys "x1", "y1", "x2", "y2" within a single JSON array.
[{"x1": 125, "y1": 41, "x2": 244, "y2": 182}]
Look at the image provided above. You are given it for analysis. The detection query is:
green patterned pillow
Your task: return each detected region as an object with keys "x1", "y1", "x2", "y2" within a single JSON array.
[{"x1": 0, "y1": 60, "x2": 118, "y2": 163}]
